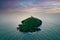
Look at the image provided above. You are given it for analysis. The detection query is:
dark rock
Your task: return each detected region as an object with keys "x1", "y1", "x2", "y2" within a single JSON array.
[{"x1": 17, "y1": 16, "x2": 42, "y2": 32}]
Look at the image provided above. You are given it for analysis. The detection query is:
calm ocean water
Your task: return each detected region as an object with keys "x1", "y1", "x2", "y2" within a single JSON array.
[{"x1": 0, "y1": 13, "x2": 60, "y2": 40}]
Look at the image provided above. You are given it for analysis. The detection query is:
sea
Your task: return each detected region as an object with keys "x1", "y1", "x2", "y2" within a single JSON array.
[{"x1": 0, "y1": 13, "x2": 60, "y2": 40}]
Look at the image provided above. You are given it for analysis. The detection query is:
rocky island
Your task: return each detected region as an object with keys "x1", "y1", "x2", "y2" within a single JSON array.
[{"x1": 17, "y1": 16, "x2": 42, "y2": 32}]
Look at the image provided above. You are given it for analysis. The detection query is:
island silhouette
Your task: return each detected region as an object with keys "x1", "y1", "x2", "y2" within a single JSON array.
[{"x1": 17, "y1": 16, "x2": 42, "y2": 32}]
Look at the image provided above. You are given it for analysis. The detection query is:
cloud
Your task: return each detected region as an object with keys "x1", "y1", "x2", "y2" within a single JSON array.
[
  {"x1": 0, "y1": 0, "x2": 60, "y2": 14},
  {"x1": 0, "y1": 0, "x2": 53, "y2": 10}
]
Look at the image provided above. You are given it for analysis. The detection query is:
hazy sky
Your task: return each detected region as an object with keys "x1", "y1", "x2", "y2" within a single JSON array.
[{"x1": 0, "y1": 0, "x2": 60, "y2": 13}]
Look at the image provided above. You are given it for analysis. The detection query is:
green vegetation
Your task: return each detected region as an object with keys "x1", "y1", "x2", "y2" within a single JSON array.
[{"x1": 17, "y1": 16, "x2": 42, "y2": 32}]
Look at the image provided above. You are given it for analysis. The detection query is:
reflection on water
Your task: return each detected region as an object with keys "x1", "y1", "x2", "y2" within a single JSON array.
[
  {"x1": 0, "y1": 13, "x2": 60, "y2": 40},
  {"x1": 17, "y1": 27, "x2": 41, "y2": 33}
]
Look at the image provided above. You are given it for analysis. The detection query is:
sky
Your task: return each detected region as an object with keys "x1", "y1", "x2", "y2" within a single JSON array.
[{"x1": 0, "y1": 0, "x2": 60, "y2": 13}]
